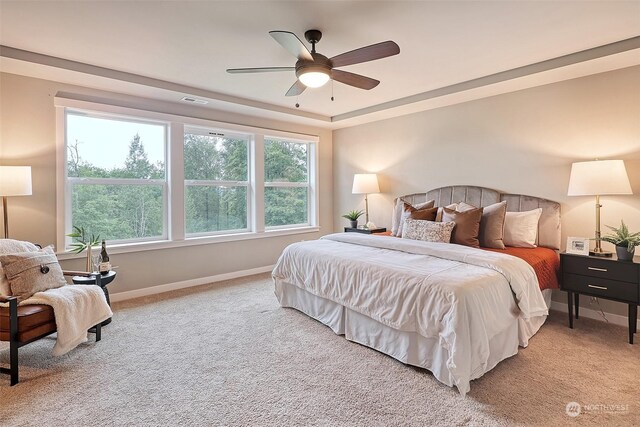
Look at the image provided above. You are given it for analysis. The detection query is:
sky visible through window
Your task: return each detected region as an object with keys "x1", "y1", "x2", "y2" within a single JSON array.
[{"x1": 67, "y1": 114, "x2": 165, "y2": 170}]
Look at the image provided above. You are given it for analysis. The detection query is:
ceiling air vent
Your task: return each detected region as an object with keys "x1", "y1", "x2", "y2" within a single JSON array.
[{"x1": 181, "y1": 96, "x2": 209, "y2": 105}]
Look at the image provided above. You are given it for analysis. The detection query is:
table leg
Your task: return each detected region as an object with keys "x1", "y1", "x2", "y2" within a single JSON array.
[
  {"x1": 567, "y1": 291, "x2": 574, "y2": 329},
  {"x1": 629, "y1": 304, "x2": 637, "y2": 345},
  {"x1": 574, "y1": 293, "x2": 580, "y2": 319}
]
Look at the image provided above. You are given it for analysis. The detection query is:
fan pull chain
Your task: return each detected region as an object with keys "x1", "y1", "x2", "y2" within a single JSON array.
[
  {"x1": 295, "y1": 95, "x2": 300, "y2": 108},
  {"x1": 331, "y1": 79, "x2": 334, "y2": 101}
]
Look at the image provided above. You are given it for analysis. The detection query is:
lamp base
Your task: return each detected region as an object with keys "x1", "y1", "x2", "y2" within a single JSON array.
[{"x1": 589, "y1": 250, "x2": 613, "y2": 258}]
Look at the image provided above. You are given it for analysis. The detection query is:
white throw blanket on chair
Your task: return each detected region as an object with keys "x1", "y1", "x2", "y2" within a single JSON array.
[{"x1": 20, "y1": 285, "x2": 112, "y2": 356}]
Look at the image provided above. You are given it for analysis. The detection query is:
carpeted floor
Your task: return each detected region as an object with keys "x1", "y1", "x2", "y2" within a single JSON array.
[{"x1": 1, "y1": 273, "x2": 638, "y2": 426}]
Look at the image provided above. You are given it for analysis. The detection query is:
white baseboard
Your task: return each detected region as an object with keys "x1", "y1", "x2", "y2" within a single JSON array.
[
  {"x1": 109, "y1": 265, "x2": 274, "y2": 302},
  {"x1": 550, "y1": 301, "x2": 640, "y2": 330}
]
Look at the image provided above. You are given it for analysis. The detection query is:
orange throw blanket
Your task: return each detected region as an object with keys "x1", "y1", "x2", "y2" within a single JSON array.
[{"x1": 482, "y1": 247, "x2": 560, "y2": 290}]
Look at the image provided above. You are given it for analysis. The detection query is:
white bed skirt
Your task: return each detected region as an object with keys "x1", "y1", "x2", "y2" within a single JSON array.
[{"x1": 275, "y1": 279, "x2": 551, "y2": 394}]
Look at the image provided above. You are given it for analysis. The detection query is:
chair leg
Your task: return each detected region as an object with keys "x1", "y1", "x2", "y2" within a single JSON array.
[
  {"x1": 9, "y1": 297, "x2": 19, "y2": 386},
  {"x1": 95, "y1": 322, "x2": 101, "y2": 342},
  {"x1": 10, "y1": 340, "x2": 18, "y2": 386}
]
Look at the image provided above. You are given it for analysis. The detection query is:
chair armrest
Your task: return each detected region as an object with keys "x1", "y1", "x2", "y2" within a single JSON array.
[{"x1": 0, "y1": 295, "x2": 17, "y2": 303}]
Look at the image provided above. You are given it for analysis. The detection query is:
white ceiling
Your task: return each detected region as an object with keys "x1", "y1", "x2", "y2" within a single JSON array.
[{"x1": 1, "y1": 1, "x2": 639, "y2": 128}]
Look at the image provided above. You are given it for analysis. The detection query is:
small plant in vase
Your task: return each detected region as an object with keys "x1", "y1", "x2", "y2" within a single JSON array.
[
  {"x1": 66, "y1": 225, "x2": 101, "y2": 271},
  {"x1": 599, "y1": 220, "x2": 640, "y2": 261},
  {"x1": 342, "y1": 210, "x2": 364, "y2": 229}
]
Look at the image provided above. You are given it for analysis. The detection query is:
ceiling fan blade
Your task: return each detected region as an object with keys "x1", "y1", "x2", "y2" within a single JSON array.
[
  {"x1": 330, "y1": 41, "x2": 400, "y2": 68},
  {"x1": 269, "y1": 31, "x2": 313, "y2": 61},
  {"x1": 285, "y1": 80, "x2": 307, "y2": 97},
  {"x1": 331, "y1": 69, "x2": 379, "y2": 90},
  {"x1": 227, "y1": 67, "x2": 295, "y2": 74}
]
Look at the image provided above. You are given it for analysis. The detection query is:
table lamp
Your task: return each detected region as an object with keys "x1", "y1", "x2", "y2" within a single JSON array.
[
  {"x1": 567, "y1": 160, "x2": 632, "y2": 257},
  {"x1": 352, "y1": 173, "x2": 380, "y2": 226},
  {"x1": 0, "y1": 166, "x2": 32, "y2": 238}
]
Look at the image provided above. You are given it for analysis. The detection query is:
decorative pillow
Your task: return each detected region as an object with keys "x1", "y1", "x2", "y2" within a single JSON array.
[
  {"x1": 408, "y1": 206, "x2": 438, "y2": 221},
  {"x1": 442, "y1": 207, "x2": 484, "y2": 248},
  {"x1": 402, "y1": 219, "x2": 455, "y2": 243},
  {"x1": 455, "y1": 201, "x2": 478, "y2": 213},
  {"x1": 479, "y1": 201, "x2": 507, "y2": 249},
  {"x1": 0, "y1": 239, "x2": 39, "y2": 296},
  {"x1": 503, "y1": 208, "x2": 543, "y2": 248},
  {"x1": 392, "y1": 199, "x2": 435, "y2": 236},
  {"x1": 0, "y1": 246, "x2": 67, "y2": 302},
  {"x1": 435, "y1": 203, "x2": 459, "y2": 222}
]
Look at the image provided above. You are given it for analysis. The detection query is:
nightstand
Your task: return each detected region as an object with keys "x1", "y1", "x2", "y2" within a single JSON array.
[
  {"x1": 560, "y1": 252, "x2": 638, "y2": 344},
  {"x1": 344, "y1": 227, "x2": 387, "y2": 234}
]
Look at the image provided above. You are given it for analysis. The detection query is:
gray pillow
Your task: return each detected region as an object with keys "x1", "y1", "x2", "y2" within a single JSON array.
[
  {"x1": 479, "y1": 201, "x2": 507, "y2": 249},
  {"x1": 0, "y1": 246, "x2": 67, "y2": 302},
  {"x1": 0, "y1": 239, "x2": 39, "y2": 296}
]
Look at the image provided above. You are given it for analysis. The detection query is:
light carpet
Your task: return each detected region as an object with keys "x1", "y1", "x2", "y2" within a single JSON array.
[{"x1": 1, "y1": 273, "x2": 639, "y2": 426}]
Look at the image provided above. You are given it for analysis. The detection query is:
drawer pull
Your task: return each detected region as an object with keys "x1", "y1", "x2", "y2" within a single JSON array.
[
  {"x1": 587, "y1": 267, "x2": 608, "y2": 272},
  {"x1": 588, "y1": 284, "x2": 608, "y2": 290}
]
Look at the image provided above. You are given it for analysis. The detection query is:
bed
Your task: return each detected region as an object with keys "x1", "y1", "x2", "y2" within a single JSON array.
[{"x1": 272, "y1": 185, "x2": 561, "y2": 395}]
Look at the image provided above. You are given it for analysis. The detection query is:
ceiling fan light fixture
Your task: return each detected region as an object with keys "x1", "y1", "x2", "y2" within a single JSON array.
[{"x1": 298, "y1": 69, "x2": 330, "y2": 88}]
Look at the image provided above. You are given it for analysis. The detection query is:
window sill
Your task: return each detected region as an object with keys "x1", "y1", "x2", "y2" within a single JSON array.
[{"x1": 56, "y1": 226, "x2": 321, "y2": 260}]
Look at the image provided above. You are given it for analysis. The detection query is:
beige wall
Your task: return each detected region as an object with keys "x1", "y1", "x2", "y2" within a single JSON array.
[
  {"x1": 0, "y1": 72, "x2": 333, "y2": 295},
  {"x1": 333, "y1": 66, "x2": 640, "y2": 317}
]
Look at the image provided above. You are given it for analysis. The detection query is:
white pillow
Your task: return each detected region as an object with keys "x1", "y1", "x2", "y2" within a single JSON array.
[
  {"x1": 455, "y1": 201, "x2": 478, "y2": 212},
  {"x1": 402, "y1": 219, "x2": 455, "y2": 243},
  {"x1": 503, "y1": 208, "x2": 543, "y2": 248},
  {"x1": 391, "y1": 199, "x2": 435, "y2": 236}
]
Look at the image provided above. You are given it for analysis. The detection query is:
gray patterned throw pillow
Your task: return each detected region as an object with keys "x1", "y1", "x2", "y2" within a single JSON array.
[
  {"x1": 402, "y1": 219, "x2": 455, "y2": 243},
  {"x1": 0, "y1": 246, "x2": 67, "y2": 302}
]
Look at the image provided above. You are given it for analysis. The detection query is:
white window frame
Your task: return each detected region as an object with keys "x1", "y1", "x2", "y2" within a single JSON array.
[
  {"x1": 54, "y1": 95, "x2": 320, "y2": 257},
  {"x1": 183, "y1": 126, "x2": 252, "y2": 237},
  {"x1": 63, "y1": 110, "x2": 169, "y2": 248},
  {"x1": 263, "y1": 136, "x2": 316, "y2": 230}
]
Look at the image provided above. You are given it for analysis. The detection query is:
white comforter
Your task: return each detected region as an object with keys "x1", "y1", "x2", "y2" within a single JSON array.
[{"x1": 272, "y1": 233, "x2": 548, "y2": 394}]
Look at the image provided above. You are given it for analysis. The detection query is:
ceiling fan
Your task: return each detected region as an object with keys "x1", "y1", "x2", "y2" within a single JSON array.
[{"x1": 227, "y1": 29, "x2": 400, "y2": 97}]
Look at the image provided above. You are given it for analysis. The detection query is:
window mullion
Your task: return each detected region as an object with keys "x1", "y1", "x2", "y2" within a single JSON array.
[
  {"x1": 253, "y1": 134, "x2": 265, "y2": 233},
  {"x1": 170, "y1": 122, "x2": 185, "y2": 241}
]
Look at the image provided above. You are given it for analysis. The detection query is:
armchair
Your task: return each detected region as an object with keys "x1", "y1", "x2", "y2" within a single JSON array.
[
  {"x1": 0, "y1": 271, "x2": 102, "y2": 386},
  {"x1": 0, "y1": 239, "x2": 105, "y2": 385}
]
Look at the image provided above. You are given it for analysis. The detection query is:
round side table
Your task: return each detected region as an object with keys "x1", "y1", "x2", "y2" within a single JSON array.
[{"x1": 72, "y1": 270, "x2": 116, "y2": 326}]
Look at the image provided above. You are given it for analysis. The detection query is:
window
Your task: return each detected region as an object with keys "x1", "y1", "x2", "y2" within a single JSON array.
[
  {"x1": 57, "y1": 98, "x2": 318, "y2": 252},
  {"x1": 184, "y1": 128, "x2": 249, "y2": 235},
  {"x1": 65, "y1": 112, "x2": 167, "y2": 244},
  {"x1": 264, "y1": 138, "x2": 310, "y2": 228}
]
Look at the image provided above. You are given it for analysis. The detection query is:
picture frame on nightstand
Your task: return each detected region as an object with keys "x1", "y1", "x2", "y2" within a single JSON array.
[{"x1": 566, "y1": 237, "x2": 590, "y2": 256}]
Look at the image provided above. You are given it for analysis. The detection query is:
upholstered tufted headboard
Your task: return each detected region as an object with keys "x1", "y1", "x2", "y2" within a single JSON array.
[{"x1": 397, "y1": 185, "x2": 561, "y2": 250}]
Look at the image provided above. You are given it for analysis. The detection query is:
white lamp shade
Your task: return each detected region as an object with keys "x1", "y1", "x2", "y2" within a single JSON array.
[
  {"x1": 352, "y1": 173, "x2": 380, "y2": 194},
  {"x1": 567, "y1": 160, "x2": 632, "y2": 196},
  {"x1": 0, "y1": 166, "x2": 32, "y2": 196}
]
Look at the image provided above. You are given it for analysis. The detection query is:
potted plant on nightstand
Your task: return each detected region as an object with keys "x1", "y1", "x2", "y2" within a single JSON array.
[
  {"x1": 599, "y1": 220, "x2": 640, "y2": 261},
  {"x1": 342, "y1": 210, "x2": 364, "y2": 229}
]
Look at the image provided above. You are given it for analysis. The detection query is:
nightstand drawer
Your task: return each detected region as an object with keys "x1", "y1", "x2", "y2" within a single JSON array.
[
  {"x1": 563, "y1": 273, "x2": 638, "y2": 302},
  {"x1": 562, "y1": 256, "x2": 638, "y2": 282}
]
